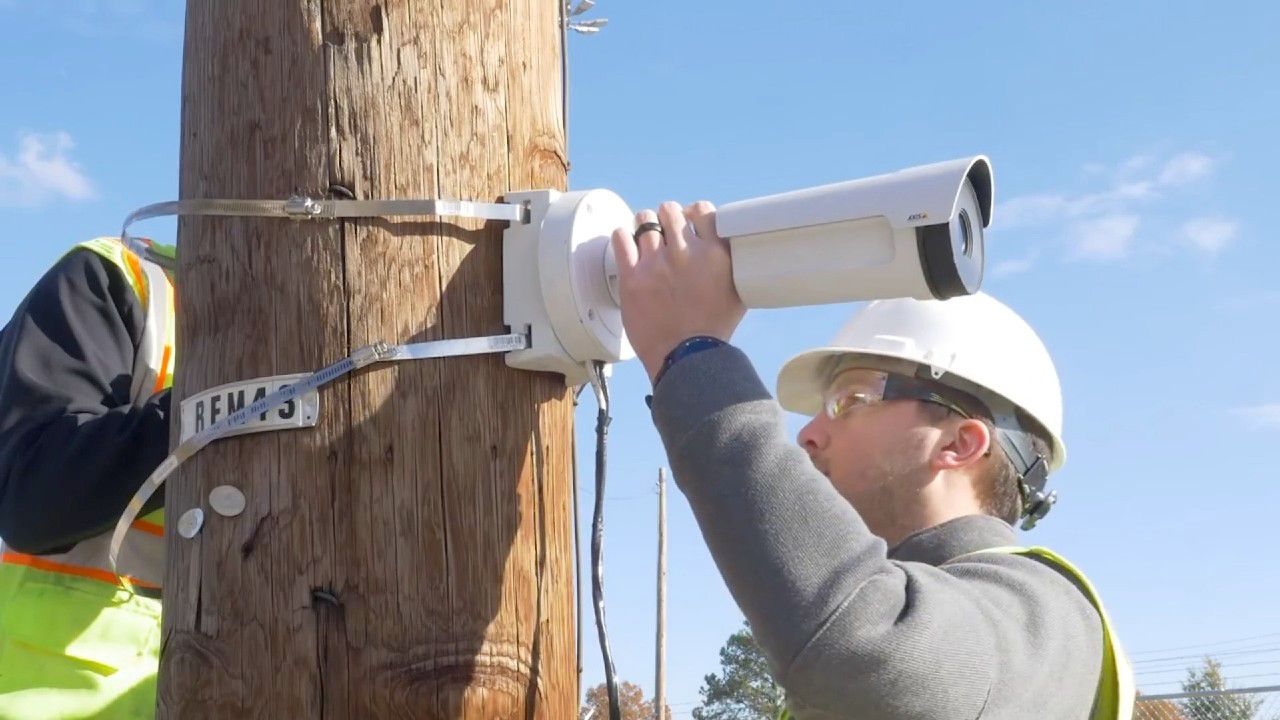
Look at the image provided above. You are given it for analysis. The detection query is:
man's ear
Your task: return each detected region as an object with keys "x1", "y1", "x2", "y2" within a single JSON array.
[{"x1": 933, "y1": 417, "x2": 992, "y2": 472}]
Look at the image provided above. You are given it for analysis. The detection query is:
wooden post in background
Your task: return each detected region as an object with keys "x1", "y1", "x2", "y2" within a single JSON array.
[
  {"x1": 655, "y1": 468, "x2": 667, "y2": 720},
  {"x1": 163, "y1": 2, "x2": 574, "y2": 717}
]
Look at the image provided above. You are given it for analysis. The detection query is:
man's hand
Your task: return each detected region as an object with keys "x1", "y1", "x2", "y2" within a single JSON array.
[{"x1": 610, "y1": 200, "x2": 747, "y2": 384}]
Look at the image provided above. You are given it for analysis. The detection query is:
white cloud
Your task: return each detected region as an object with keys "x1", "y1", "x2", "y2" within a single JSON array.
[
  {"x1": 996, "y1": 194, "x2": 1075, "y2": 229},
  {"x1": 1116, "y1": 154, "x2": 1156, "y2": 179},
  {"x1": 1113, "y1": 181, "x2": 1155, "y2": 200},
  {"x1": 1158, "y1": 152, "x2": 1214, "y2": 186},
  {"x1": 0, "y1": 132, "x2": 96, "y2": 207},
  {"x1": 996, "y1": 151, "x2": 1231, "y2": 264},
  {"x1": 1071, "y1": 214, "x2": 1139, "y2": 261},
  {"x1": 990, "y1": 257, "x2": 1035, "y2": 278},
  {"x1": 1232, "y1": 405, "x2": 1280, "y2": 431},
  {"x1": 998, "y1": 152, "x2": 1216, "y2": 232},
  {"x1": 1182, "y1": 217, "x2": 1237, "y2": 255},
  {"x1": 997, "y1": 190, "x2": 1122, "y2": 229}
]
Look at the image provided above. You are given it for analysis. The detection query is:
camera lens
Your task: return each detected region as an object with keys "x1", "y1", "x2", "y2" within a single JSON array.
[
  {"x1": 916, "y1": 177, "x2": 985, "y2": 299},
  {"x1": 955, "y1": 209, "x2": 973, "y2": 258}
]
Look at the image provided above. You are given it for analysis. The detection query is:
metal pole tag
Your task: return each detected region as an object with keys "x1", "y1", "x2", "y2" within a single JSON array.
[{"x1": 178, "y1": 373, "x2": 320, "y2": 442}]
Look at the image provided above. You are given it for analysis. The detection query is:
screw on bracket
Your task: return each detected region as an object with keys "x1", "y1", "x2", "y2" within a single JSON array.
[{"x1": 284, "y1": 195, "x2": 325, "y2": 218}]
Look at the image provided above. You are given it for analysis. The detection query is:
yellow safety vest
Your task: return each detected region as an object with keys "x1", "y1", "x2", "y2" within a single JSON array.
[
  {"x1": 778, "y1": 546, "x2": 1134, "y2": 720},
  {"x1": 985, "y1": 546, "x2": 1135, "y2": 720},
  {"x1": 0, "y1": 237, "x2": 176, "y2": 720}
]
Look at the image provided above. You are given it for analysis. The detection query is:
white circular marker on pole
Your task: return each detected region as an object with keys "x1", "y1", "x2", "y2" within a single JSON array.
[
  {"x1": 209, "y1": 485, "x2": 247, "y2": 517},
  {"x1": 178, "y1": 508, "x2": 205, "y2": 539}
]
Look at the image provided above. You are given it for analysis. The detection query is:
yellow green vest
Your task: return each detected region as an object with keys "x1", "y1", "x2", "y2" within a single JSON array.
[
  {"x1": 989, "y1": 546, "x2": 1134, "y2": 720},
  {"x1": 0, "y1": 237, "x2": 176, "y2": 719},
  {"x1": 778, "y1": 546, "x2": 1133, "y2": 720}
]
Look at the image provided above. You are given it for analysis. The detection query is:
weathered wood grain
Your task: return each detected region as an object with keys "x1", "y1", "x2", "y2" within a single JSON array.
[{"x1": 164, "y1": 2, "x2": 573, "y2": 717}]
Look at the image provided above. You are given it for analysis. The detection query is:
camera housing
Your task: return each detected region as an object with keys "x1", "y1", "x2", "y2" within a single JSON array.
[
  {"x1": 502, "y1": 156, "x2": 994, "y2": 384},
  {"x1": 503, "y1": 188, "x2": 635, "y2": 386},
  {"x1": 716, "y1": 156, "x2": 992, "y2": 307}
]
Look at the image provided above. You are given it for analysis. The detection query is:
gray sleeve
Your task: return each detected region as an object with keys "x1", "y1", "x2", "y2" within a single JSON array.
[{"x1": 650, "y1": 345, "x2": 1102, "y2": 719}]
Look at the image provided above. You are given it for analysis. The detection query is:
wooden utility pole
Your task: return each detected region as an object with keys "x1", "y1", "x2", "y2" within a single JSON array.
[
  {"x1": 654, "y1": 468, "x2": 667, "y2": 720},
  {"x1": 163, "y1": 2, "x2": 574, "y2": 718}
]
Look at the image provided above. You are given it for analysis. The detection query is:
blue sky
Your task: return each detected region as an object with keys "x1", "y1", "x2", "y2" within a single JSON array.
[{"x1": 3, "y1": 0, "x2": 1279, "y2": 714}]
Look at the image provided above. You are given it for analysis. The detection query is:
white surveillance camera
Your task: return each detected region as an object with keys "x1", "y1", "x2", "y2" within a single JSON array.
[
  {"x1": 503, "y1": 156, "x2": 993, "y2": 384},
  {"x1": 716, "y1": 155, "x2": 992, "y2": 307}
]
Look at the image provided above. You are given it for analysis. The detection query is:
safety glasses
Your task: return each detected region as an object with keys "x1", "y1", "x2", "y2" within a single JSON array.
[{"x1": 821, "y1": 368, "x2": 975, "y2": 421}]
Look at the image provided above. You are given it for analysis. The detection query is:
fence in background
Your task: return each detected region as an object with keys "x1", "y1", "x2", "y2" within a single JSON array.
[{"x1": 1135, "y1": 685, "x2": 1280, "y2": 719}]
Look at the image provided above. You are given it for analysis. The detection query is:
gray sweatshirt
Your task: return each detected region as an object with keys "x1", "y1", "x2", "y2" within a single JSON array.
[{"x1": 651, "y1": 344, "x2": 1104, "y2": 720}]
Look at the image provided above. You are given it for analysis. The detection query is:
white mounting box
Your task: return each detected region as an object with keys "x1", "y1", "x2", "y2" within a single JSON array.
[{"x1": 502, "y1": 189, "x2": 635, "y2": 386}]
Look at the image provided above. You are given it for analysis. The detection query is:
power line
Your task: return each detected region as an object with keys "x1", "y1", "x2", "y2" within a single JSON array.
[
  {"x1": 1136, "y1": 658, "x2": 1280, "y2": 677},
  {"x1": 1140, "y1": 671, "x2": 1280, "y2": 689},
  {"x1": 580, "y1": 491, "x2": 656, "y2": 502},
  {"x1": 1134, "y1": 655, "x2": 1280, "y2": 675},
  {"x1": 1132, "y1": 644, "x2": 1280, "y2": 666},
  {"x1": 1130, "y1": 632, "x2": 1280, "y2": 657}
]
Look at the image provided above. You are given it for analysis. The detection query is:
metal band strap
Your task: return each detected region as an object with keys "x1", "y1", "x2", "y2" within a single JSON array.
[
  {"x1": 110, "y1": 194, "x2": 532, "y2": 586},
  {"x1": 121, "y1": 196, "x2": 529, "y2": 247},
  {"x1": 108, "y1": 332, "x2": 530, "y2": 585}
]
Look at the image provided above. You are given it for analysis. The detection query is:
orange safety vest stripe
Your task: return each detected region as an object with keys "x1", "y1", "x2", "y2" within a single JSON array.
[
  {"x1": 130, "y1": 518, "x2": 164, "y2": 538},
  {"x1": 121, "y1": 247, "x2": 149, "y2": 307},
  {"x1": 153, "y1": 344, "x2": 172, "y2": 395},
  {"x1": 0, "y1": 552, "x2": 160, "y2": 591}
]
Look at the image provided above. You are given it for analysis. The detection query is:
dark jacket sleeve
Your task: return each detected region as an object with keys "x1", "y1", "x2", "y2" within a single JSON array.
[{"x1": 0, "y1": 248, "x2": 170, "y2": 554}]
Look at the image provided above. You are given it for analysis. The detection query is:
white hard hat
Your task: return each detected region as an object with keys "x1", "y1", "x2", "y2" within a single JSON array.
[{"x1": 777, "y1": 292, "x2": 1066, "y2": 472}]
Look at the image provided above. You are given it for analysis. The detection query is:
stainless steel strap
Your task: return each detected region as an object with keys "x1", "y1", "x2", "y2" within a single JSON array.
[
  {"x1": 109, "y1": 333, "x2": 530, "y2": 584},
  {"x1": 120, "y1": 195, "x2": 529, "y2": 251}
]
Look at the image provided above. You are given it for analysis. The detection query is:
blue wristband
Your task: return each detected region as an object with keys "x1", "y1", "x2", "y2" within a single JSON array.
[{"x1": 653, "y1": 335, "x2": 726, "y2": 389}]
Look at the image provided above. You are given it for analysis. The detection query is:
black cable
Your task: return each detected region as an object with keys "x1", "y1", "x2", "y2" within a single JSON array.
[
  {"x1": 572, "y1": 383, "x2": 586, "y2": 685},
  {"x1": 589, "y1": 361, "x2": 621, "y2": 720}
]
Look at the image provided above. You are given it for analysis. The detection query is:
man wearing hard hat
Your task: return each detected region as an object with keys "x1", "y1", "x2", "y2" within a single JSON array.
[{"x1": 611, "y1": 202, "x2": 1133, "y2": 720}]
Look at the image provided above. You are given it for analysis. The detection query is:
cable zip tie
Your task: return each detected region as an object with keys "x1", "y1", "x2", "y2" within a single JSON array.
[{"x1": 108, "y1": 332, "x2": 529, "y2": 586}]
